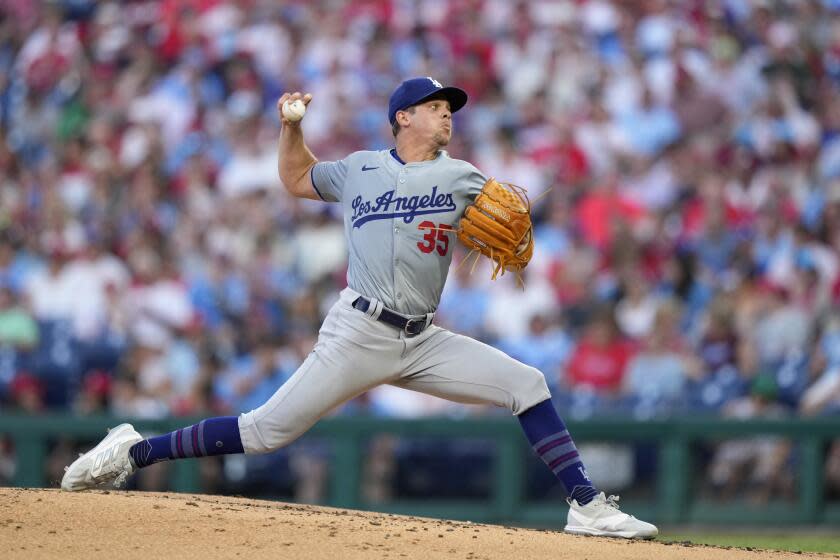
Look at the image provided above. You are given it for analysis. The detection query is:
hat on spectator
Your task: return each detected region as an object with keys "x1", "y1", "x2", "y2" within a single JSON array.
[{"x1": 388, "y1": 77, "x2": 467, "y2": 125}]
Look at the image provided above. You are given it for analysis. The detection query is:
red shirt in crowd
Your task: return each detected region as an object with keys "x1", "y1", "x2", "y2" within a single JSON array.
[
  {"x1": 575, "y1": 190, "x2": 646, "y2": 250},
  {"x1": 566, "y1": 338, "x2": 635, "y2": 392}
]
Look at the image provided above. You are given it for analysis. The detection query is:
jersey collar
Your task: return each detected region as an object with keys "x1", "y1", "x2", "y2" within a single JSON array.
[
  {"x1": 389, "y1": 148, "x2": 406, "y2": 165},
  {"x1": 389, "y1": 148, "x2": 446, "y2": 166}
]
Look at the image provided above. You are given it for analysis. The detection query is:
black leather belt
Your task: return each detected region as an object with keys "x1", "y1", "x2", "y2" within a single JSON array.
[{"x1": 352, "y1": 296, "x2": 430, "y2": 336}]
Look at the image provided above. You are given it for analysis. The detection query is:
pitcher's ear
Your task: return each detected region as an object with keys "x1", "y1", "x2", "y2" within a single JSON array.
[{"x1": 396, "y1": 110, "x2": 410, "y2": 127}]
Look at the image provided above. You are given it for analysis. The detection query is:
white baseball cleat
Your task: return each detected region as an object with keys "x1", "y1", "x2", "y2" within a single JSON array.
[
  {"x1": 564, "y1": 492, "x2": 658, "y2": 539},
  {"x1": 61, "y1": 423, "x2": 142, "y2": 491}
]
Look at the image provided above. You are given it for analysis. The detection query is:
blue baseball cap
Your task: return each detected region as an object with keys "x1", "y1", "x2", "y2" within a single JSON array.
[{"x1": 388, "y1": 77, "x2": 468, "y2": 125}]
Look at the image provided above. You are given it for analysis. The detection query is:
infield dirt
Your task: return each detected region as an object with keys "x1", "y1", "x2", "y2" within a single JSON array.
[{"x1": 0, "y1": 487, "x2": 835, "y2": 559}]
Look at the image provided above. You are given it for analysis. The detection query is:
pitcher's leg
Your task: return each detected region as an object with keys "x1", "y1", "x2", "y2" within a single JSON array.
[
  {"x1": 128, "y1": 348, "x2": 365, "y2": 468},
  {"x1": 125, "y1": 342, "x2": 383, "y2": 470},
  {"x1": 397, "y1": 328, "x2": 594, "y2": 501},
  {"x1": 395, "y1": 328, "x2": 550, "y2": 414},
  {"x1": 397, "y1": 327, "x2": 657, "y2": 538},
  {"x1": 63, "y1": 346, "x2": 389, "y2": 491},
  {"x1": 239, "y1": 347, "x2": 390, "y2": 453},
  {"x1": 517, "y1": 399, "x2": 596, "y2": 504},
  {"x1": 124, "y1": 346, "x2": 369, "y2": 468},
  {"x1": 129, "y1": 417, "x2": 244, "y2": 468},
  {"x1": 239, "y1": 297, "x2": 402, "y2": 453},
  {"x1": 62, "y1": 295, "x2": 401, "y2": 491}
]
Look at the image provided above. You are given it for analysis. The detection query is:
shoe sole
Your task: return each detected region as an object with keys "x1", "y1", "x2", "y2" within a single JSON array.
[
  {"x1": 564, "y1": 525, "x2": 657, "y2": 539},
  {"x1": 61, "y1": 423, "x2": 138, "y2": 492}
]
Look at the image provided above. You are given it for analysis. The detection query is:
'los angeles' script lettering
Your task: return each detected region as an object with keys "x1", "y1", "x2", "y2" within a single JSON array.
[{"x1": 351, "y1": 186, "x2": 456, "y2": 228}]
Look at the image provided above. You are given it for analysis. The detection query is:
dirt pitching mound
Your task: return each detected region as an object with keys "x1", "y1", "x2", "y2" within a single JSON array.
[{"x1": 0, "y1": 488, "x2": 831, "y2": 559}]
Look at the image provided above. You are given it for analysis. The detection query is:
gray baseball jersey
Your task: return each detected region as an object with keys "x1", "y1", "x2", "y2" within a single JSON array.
[{"x1": 310, "y1": 149, "x2": 485, "y2": 315}]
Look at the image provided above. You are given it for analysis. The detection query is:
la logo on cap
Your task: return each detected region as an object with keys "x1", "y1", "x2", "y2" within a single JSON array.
[{"x1": 428, "y1": 77, "x2": 442, "y2": 88}]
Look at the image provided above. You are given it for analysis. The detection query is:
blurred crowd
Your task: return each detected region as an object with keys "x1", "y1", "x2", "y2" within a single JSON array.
[{"x1": 1, "y1": 0, "x2": 840, "y2": 502}]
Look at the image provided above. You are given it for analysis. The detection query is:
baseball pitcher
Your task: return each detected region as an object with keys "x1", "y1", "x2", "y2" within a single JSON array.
[{"x1": 62, "y1": 77, "x2": 657, "y2": 539}]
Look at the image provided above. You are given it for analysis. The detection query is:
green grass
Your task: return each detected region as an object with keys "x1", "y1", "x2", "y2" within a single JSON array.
[{"x1": 659, "y1": 533, "x2": 840, "y2": 554}]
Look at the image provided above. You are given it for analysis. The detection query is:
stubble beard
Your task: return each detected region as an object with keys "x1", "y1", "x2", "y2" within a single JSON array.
[{"x1": 433, "y1": 130, "x2": 451, "y2": 147}]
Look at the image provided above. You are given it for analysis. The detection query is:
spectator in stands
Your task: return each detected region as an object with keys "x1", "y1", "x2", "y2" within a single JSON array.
[
  {"x1": 614, "y1": 271, "x2": 661, "y2": 340},
  {"x1": 214, "y1": 335, "x2": 285, "y2": 415},
  {"x1": 436, "y1": 256, "x2": 492, "y2": 339},
  {"x1": 563, "y1": 306, "x2": 634, "y2": 395},
  {"x1": 697, "y1": 296, "x2": 739, "y2": 373},
  {"x1": 800, "y1": 316, "x2": 840, "y2": 419},
  {"x1": 707, "y1": 374, "x2": 795, "y2": 504},
  {"x1": 23, "y1": 242, "x2": 76, "y2": 325},
  {"x1": 0, "y1": 285, "x2": 38, "y2": 350},
  {"x1": 623, "y1": 299, "x2": 697, "y2": 410},
  {"x1": 498, "y1": 312, "x2": 574, "y2": 394},
  {"x1": 752, "y1": 282, "x2": 811, "y2": 367}
]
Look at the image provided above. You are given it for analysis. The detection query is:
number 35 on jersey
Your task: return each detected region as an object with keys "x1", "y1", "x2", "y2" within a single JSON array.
[{"x1": 417, "y1": 221, "x2": 453, "y2": 256}]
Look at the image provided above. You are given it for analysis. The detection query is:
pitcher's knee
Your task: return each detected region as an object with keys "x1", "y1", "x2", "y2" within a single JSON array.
[
  {"x1": 238, "y1": 410, "x2": 302, "y2": 454},
  {"x1": 511, "y1": 366, "x2": 551, "y2": 415}
]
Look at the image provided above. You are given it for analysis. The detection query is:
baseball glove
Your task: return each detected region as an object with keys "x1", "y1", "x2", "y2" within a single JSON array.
[{"x1": 457, "y1": 178, "x2": 534, "y2": 280}]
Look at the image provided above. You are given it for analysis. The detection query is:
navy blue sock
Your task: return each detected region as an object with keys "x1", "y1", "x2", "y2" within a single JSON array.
[
  {"x1": 517, "y1": 399, "x2": 598, "y2": 505},
  {"x1": 128, "y1": 417, "x2": 245, "y2": 469}
]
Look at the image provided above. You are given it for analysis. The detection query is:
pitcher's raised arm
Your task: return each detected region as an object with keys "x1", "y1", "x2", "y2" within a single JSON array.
[{"x1": 277, "y1": 92, "x2": 319, "y2": 200}]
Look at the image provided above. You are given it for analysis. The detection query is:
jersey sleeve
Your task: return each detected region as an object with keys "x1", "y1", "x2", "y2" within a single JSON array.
[
  {"x1": 463, "y1": 164, "x2": 488, "y2": 200},
  {"x1": 310, "y1": 158, "x2": 348, "y2": 202}
]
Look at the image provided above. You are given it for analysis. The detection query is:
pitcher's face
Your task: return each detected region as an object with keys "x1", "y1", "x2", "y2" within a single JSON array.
[{"x1": 402, "y1": 98, "x2": 452, "y2": 147}]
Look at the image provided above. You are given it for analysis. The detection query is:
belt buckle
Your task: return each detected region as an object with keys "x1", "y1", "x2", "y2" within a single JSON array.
[{"x1": 404, "y1": 317, "x2": 425, "y2": 336}]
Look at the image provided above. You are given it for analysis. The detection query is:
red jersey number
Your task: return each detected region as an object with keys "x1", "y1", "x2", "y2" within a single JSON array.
[{"x1": 417, "y1": 221, "x2": 453, "y2": 256}]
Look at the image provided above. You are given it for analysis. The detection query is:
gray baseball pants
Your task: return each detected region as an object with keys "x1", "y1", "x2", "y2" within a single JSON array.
[{"x1": 237, "y1": 287, "x2": 551, "y2": 454}]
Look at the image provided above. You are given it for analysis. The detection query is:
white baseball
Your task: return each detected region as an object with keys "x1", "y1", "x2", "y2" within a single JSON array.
[{"x1": 282, "y1": 99, "x2": 306, "y2": 122}]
